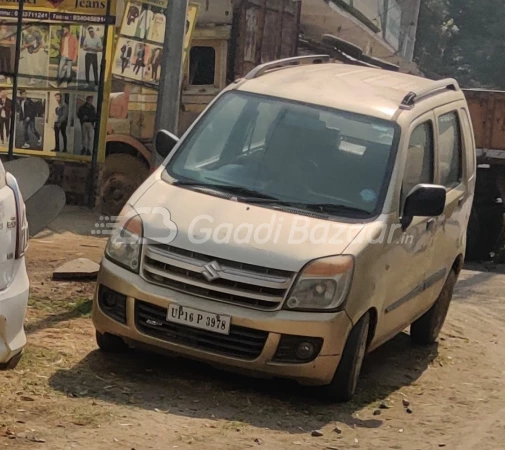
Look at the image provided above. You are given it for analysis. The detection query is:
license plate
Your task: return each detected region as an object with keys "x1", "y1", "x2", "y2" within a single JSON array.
[{"x1": 167, "y1": 304, "x2": 231, "y2": 335}]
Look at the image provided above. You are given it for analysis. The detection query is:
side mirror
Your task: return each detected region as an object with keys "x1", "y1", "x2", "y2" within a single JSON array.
[
  {"x1": 401, "y1": 184, "x2": 446, "y2": 230},
  {"x1": 155, "y1": 129, "x2": 179, "y2": 159}
]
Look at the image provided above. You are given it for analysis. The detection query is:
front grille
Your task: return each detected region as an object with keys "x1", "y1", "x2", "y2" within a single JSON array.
[
  {"x1": 135, "y1": 300, "x2": 268, "y2": 360},
  {"x1": 141, "y1": 243, "x2": 294, "y2": 310}
]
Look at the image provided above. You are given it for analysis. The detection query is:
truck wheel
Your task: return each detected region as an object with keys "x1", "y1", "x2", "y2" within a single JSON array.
[
  {"x1": 100, "y1": 154, "x2": 149, "y2": 217},
  {"x1": 321, "y1": 312, "x2": 370, "y2": 402},
  {"x1": 96, "y1": 331, "x2": 129, "y2": 353},
  {"x1": 410, "y1": 270, "x2": 457, "y2": 345}
]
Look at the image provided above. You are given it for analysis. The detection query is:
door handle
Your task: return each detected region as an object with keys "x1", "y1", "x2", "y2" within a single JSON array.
[
  {"x1": 458, "y1": 197, "x2": 465, "y2": 207},
  {"x1": 426, "y1": 219, "x2": 435, "y2": 231}
]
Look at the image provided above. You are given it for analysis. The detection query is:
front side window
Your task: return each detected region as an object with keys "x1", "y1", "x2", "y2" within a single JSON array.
[
  {"x1": 438, "y1": 111, "x2": 463, "y2": 188},
  {"x1": 402, "y1": 121, "x2": 434, "y2": 205},
  {"x1": 166, "y1": 92, "x2": 399, "y2": 217}
]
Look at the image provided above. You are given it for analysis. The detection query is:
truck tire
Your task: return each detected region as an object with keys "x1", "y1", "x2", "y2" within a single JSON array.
[
  {"x1": 410, "y1": 270, "x2": 457, "y2": 345},
  {"x1": 321, "y1": 312, "x2": 370, "y2": 402},
  {"x1": 100, "y1": 154, "x2": 149, "y2": 217}
]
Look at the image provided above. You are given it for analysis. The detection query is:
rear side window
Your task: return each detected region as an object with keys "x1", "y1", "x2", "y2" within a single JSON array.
[
  {"x1": 402, "y1": 121, "x2": 434, "y2": 204},
  {"x1": 438, "y1": 112, "x2": 463, "y2": 188},
  {"x1": 459, "y1": 108, "x2": 476, "y2": 176}
]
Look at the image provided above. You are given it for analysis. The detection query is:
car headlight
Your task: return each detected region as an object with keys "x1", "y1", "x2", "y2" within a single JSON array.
[
  {"x1": 284, "y1": 255, "x2": 354, "y2": 311},
  {"x1": 105, "y1": 203, "x2": 143, "y2": 273}
]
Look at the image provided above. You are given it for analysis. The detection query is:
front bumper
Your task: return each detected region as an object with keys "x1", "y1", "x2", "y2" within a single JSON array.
[
  {"x1": 0, "y1": 258, "x2": 29, "y2": 365},
  {"x1": 93, "y1": 259, "x2": 353, "y2": 386}
]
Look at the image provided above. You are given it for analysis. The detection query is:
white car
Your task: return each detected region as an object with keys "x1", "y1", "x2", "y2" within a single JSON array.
[{"x1": 0, "y1": 160, "x2": 29, "y2": 370}]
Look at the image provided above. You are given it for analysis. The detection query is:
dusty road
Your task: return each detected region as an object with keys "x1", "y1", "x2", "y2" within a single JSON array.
[{"x1": 2, "y1": 207, "x2": 505, "y2": 449}]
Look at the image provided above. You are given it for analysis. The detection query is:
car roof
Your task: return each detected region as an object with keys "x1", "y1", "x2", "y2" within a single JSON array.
[{"x1": 236, "y1": 63, "x2": 462, "y2": 121}]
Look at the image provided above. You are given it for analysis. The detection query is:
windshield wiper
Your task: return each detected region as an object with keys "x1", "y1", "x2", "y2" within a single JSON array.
[
  {"x1": 241, "y1": 198, "x2": 370, "y2": 216},
  {"x1": 173, "y1": 180, "x2": 278, "y2": 200},
  {"x1": 303, "y1": 203, "x2": 370, "y2": 216}
]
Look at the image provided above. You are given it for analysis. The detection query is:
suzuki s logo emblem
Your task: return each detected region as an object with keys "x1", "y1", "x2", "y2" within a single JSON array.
[{"x1": 202, "y1": 261, "x2": 222, "y2": 282}]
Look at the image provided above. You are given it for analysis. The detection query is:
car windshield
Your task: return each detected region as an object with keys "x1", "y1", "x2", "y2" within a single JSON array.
[{"x1": 165, "y1": 91, "x2": 398, "y2": 217}]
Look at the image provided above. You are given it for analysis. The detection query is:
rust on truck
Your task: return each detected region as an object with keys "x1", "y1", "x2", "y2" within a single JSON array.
[
  {"x1": 464, "y1": 89, "x2": 505, "y2": 164},
  {"x1": 233, "y1": 0, "x2": 301, "y2": 78}
]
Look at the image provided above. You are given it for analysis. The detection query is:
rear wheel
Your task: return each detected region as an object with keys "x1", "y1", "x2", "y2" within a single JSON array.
[
  {"x1": 96, "y1": 331, "x2": 129, "y2": 353},
  {"x1": 410, "y1": 270, "x2": 457, "y2": 345},
  {"x1": 321, "y1": 312, "x2": 370, "y2": 402},
  {"x1": 100, "y1": 154, "x2": 149, "y2": 217}
]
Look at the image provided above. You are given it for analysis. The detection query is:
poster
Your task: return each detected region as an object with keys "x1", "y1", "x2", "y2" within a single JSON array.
[
  {"x1": 113, "y1": 37, "x2": 147, "y2": 81},
  {"x1": 44, "y1": 91, "x2": 76, "y2": 153},
  {"x1": 74, "y1": 93, "x2": 97, "y2": 155},
  {"x1": 0, "y1": 20, "x2": 16, "y2": 86},
  {"x1": 112, "y1": 1, "x2": 198, "y2": 88},
  {"x1": 18, "y1": 25, "x2": 50, "y2": 88},
  {"x1": 15, "y1": 90, "x2": 46, "y2": 150},
  {"x1": 0, "y1": 87, "x2": 12, "y2": 146},
  {"x1": 77, "y1": 25, "x2": 104, "y2": 90},
  {"x1": 49, "y1": 25, "x2": 81, "y2": 88}
]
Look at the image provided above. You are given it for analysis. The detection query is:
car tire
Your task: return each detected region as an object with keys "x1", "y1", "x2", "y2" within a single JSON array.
[
  {"x1": 410, "y1": 270, "x2": 457, "y2": 345},
  {"x1": 96, "y1": 331, "x2": 129, "y2": 353},
  {"x1": 0, "y1": 351, "x2": 23, "y2": 370},
  {"x1": 322, "y1": 312, "x2": 370, "y2": 402}
]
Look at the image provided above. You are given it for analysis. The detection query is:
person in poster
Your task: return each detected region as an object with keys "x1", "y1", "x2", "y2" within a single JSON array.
[
  {"x1": 55, "y1": 25, "x2": 78, "y2": 88},
  {"x1": 18, "y1": 90, "x2": 42, "y2": 149},
  {"x1": 52, "y1": 92, "x2": 68, "y2": 153},
  {"x1": 19, "y1": 25, "x2": 48, "y2": 86},
  {"x1": 0, "y1": 21, "x2": 15, "y2": 85},
  {"x1": 133, "y1": 43, "x2": 145, "y2": 76},
  {"x1": 126, "y1": 3, "x2": 140, "y2": 25},
  {"x1": 120, "y1": 40, "x2": 133, "y2": 74},
  {"x1": 0, "y1": 89, "x2": 11, "y2": 144},
  {"x1": 147, "y1": 47, "x2": 162, "y2": 82},
  {"x1": 77, "y1": 95, "x2": 96, "y2": 156},
  {"x1": 147, "y1": 10, "x2": 165, "y2": 43},
  {"x1": 136, "y1": 4, "x2": 153, "y2": 39},
  {"x1": 82, "y1": 26, "x2": 103, "y2": 88}
]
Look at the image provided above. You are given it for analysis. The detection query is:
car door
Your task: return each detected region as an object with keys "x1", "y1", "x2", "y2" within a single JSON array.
[
  {"x1": 427, "y1": 104, "x2": 473, "y2": 297},
  {"x1": 0, "y1": 160, "x2": 17, "y2": 291},
  {"x1": 376, "y1": 113, "x2": 438, "y2": 341}
]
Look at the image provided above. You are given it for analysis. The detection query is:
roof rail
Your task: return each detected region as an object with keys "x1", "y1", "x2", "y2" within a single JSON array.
[
  {"x1": 244, "y1": 55, "x2": 331, "y2": 80},
  {"x1": 399, "y1": 79, "x2": 460, "y2": 109}
]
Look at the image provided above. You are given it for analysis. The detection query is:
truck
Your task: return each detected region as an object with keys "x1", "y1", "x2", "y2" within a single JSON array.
[{"x1": 463, "y1": 89, "x2": 505, "y2": 261}]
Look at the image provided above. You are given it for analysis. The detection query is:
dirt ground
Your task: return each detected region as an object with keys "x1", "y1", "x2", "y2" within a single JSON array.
[{"x1": 2, "y1": 207, "x2": 505, "y2": 450}]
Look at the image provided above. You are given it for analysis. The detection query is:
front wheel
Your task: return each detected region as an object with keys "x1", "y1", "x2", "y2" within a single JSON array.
[
  {"x1": 410, "y1": 270, "x2": 457, "y2": 345},
  {"x1": 0, "y1": 351, "x2": 23, "y2": 370},
  {"x1": 321, "y1": 312, "x2": 370, "y2": 402},
  {"x1": 96, "y1": 331, "x2": 129, "y2": 353}
]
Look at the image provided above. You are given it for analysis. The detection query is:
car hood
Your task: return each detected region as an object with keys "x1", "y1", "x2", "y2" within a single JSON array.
[{"x1": 133, "y1": 180, "x2": 366, "y2": 272}]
